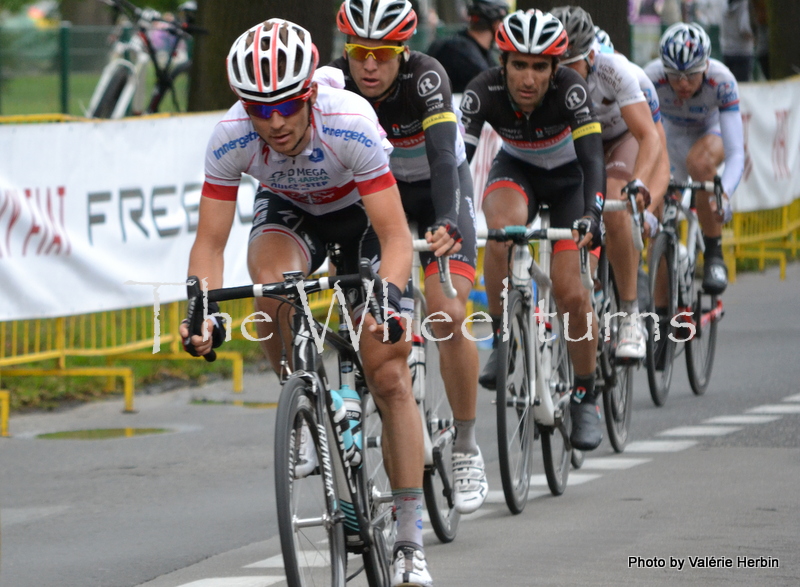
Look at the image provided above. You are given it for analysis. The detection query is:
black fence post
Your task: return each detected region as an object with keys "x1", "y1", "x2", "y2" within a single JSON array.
[{"x1": 60, "y1": 21, "x2": 72, "y2": 115}]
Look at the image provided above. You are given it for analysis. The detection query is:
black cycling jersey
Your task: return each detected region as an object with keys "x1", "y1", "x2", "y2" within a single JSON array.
[
  {"x1": 461, "y1": 65, "x2": 606, "y2": 224},
  {"x1": 330, "y1": 51, "x2": 466, "y2": 232},
  {"x1": 427, "y1": 29, "x2": 496, "y2": 94}
]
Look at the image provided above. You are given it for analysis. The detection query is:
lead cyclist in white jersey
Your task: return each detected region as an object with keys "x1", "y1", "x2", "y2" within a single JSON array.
[
  {"x1": 179, "y1": 20, "x2": 434, "y2": 582},
  {"x1": 645, "y1": 22, "x2": 745, "y2": 294},
  {"x1": 551, "y1": 5, "x2": 670, "y2": 360}
]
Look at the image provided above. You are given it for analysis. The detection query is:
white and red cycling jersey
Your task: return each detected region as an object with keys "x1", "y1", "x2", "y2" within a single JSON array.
[
  {"x1": 588, "y1": 49, "x2": 648, "y2": 142},
  {"x1": 202, "y1": 84, "x2": 395, "y2": 215}
]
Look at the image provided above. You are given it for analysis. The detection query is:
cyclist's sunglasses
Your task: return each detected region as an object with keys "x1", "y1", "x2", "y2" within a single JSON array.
[
  {"x1": 665, "y1": 68, "x2": 705, "y2": 82},
  {"x1": 344, "y1": 43, "x2": 405, "y2": 62},
  {"x1": 242, "y1": 89, "x2": 312, "y2": 120}
]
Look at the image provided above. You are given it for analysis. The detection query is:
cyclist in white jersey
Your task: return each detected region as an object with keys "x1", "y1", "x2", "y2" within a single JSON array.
[
  {"x1": 552, "y1": 5, "x2": 670, "y2": 360},
  {"x1": 645, "y1": 22, "x2": 744, "y2": 294},
  {"x1": 180, "y1": 21, "x2": 429, "y2": 576}
]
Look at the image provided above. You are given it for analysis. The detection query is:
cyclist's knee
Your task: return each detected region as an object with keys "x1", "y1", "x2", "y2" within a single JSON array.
[{"x1": 686, "y1": 151, "x2": 717, "y2": 180}]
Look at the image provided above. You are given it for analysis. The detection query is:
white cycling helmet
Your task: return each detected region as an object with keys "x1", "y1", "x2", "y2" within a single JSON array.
[
  {"x1": 495, "y1": 9, "x2": 568, "y2": 56},
  {"x1": 660, "y1": 22, "x2": 711, "y2": 72},
  {"x1": 594, "y1": 25, "x2": 614, "y2": 51},
  {"x1": 336, "y1": 0, "x2": 417, "y2": 41},
  {"x1": 227, "y1": 19, "x2": 319, "y2": 103}
]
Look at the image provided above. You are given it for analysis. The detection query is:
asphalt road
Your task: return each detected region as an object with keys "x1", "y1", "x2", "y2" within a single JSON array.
[{"x1": 1, "y1": 262, "x2": 799, "y2": 587}]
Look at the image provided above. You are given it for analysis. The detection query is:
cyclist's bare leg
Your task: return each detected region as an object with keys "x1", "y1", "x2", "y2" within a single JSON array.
[
  {"x1": 360, "y1": 332, "x2": 424, "y2": 490},
  {"x1": 247, "y1": 232, "x2": 308, "y2": 373},
  {"x1": 482, "y1": 187, "x2": 529, "y2": 317},
  {"x1": 686, "y1": 134, "x2": 725, "y2": 238},
  {"x1": 603, "y1": 175, "x2": 639, "y2": 303},
  {"x1": 423, "y1": 273, "x2": 478, "y2": 422},
  {"x1": 551, "y1": 249, "x2": 598, "y2": 377}
]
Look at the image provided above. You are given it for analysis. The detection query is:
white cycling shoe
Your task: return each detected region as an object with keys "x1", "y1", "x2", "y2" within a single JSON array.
[
  {"x1": 391, "y1": 546, "x2": 433, "y2": 587},
  {"x1": 294, "y1": 421, "x2": 318, "y2": 479},
  {"x1": 616, "y1": 314, "x2": 646, "y2": 360},
  {"x1": 452, "y1": 448, "x2": 489, "y2": 514}
]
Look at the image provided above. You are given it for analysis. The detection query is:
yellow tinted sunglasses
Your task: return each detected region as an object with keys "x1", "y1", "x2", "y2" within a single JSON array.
[{"x1": 344, "y1": 43, "x2": 405, "y2": 62}]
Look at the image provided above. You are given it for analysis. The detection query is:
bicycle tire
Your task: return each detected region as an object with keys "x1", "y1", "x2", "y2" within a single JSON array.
[
  {"x1": 686, "y1": 290, "x2": 719, "y2": 395},
  {"x1": 360, "y1": 389, "x2": 393, "y2": 585},
  {"x1": 92, "y1": 66, "x2": 129, "y2": 119},
  {"x1": 275, "y1": 376, "x2": 346, "y2": 587},
  {"x1": 495, "y1": 288, "x2": 534, "y2": 514},
  {"x1": 150, "y1": 60, "x2": 191, "y2": 114},
  {"x1": 645, "y1": 232, "x2": 678, "y2": 407},
  {"x1": 602, "y1": 268, "x2": 634, "y2": 453},
  {"x1": 417, "y1": 292, "x2": 460, "y2": 543},
  {"x1": 540, "y1": 294, "x2": 573, "y2": 495}
]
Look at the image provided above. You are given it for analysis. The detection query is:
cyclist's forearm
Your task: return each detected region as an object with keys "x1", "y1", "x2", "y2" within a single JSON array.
[
  {"x1": 719, "y1": 109, "x2": 745, "y2": 197},
  {"x1": 425, "y1": 121, "x2": 460, "y2": 226}
]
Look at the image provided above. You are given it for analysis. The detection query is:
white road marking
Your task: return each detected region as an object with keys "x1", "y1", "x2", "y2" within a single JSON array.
[
  {"x1": 747, "y1": 404, "x2": 800, "y2": 414},
  {"x1": 529, "y1": 473, "x2": 601, "y2": 486},
  {"x1": 485, "y1": 489, "x2": 549, "y2": 504},
  {"x1": 1, "y1": 505, "x2": 70, "y2": 526},
  {"x1": 658, "y1": 425, "x2": 742, "y2": 436},
  {"x1": 624, "y1": 440, "x2": 698, "y2": 452},
  {"x1": 580, "y1": 457, "x2": 652, "y2": 470},
  {"x1": 703, "y1": 415, "x2": 780, "y2": 425},
  {"x1": 782, "y1": 393, "x2": 800, "y2": 402},
  {"x1": 177, "y1": 578, "x2": 286, "y2": 587}
]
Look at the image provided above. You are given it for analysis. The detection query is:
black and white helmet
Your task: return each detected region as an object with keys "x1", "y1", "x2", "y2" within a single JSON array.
[
  {"x1": 336, "y1": 0, "x2": 417, "y2": 41},
  {"x1": 495, "y1": 9, "x2": 568, "y2": 56},
  {"x1": 550, "y1": 5, "x2": 595, "y2": 63},
  {"x1": 467, "y1": 0, "x2": 510, "y2": 24},
  {"x1": 227, "y1": 19, "x2": 318, "y2": 103}
]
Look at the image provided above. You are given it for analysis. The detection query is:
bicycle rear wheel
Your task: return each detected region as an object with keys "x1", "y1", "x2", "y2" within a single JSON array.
[
  {"x1": 149, "y1": 61, "x2": 191, "y2": 113},
  {"x1": 275, "y1": 376, "x2": 346, "y2": 587},
  {"x1": 496, "y1": 289, "x2": 534, "y2": 514},
  {"x1": 360, "y1": 389, "x2": 393, "y2": 585},
  {"x1": 540, "y1": 295, "x2": 573, "y2": 495},
  {"x1": 602, "y1": 269, "x2": 634, "y2": 453},
  {"x1": 91, "y1": 66, "x2": 129, "y2": 118},
  {"x1": 686, "y1": 290, "x2": 719, "y2": 395},
  {"x1": 646, "y1": 233, "x2": 678, "y2": 407},
  {"x1": 417, "y1": 292, "x2": 460, "y2": 543}
]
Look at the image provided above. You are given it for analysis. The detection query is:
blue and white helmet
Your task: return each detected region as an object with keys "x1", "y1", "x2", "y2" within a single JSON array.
[
  {"x1": 660, "y1": 22, "x2": 711, "y2": 71},
  {"x1": 594, "y1": 25, "x2": 614, "y2": 52}
]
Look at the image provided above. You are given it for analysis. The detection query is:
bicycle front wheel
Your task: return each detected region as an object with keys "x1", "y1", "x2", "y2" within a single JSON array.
[
  {"x1": 646, "y1": 232, "x2": 678, "y2": 406},
  {"x1": 496, "y1": 289, "x2": 534, "y2": 514},
  {"x1": 686, "y1": 290, "x2": 719, "y2": 395},
  {"x1": 275, "y1": 376, "x2": 346, "y2": 587},
  {"x1": 540, "y1": 294, "x2": 573, "y2": 495},
  {"x1": 602, "y1": 269, "x2": 634, "y2": 453},
  {"x1": 417, "y1": 292, "x2": 460, "y2": 543},
  {"x1": 91, "y1": 66, "x2": 129, "y2": 118}
]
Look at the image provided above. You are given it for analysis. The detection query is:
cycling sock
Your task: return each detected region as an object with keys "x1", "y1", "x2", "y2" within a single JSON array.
[
  {"x1": 393, "y1": 489, "x2": 424, "y2": 551},
  {"x1": 490, "y1": 315, "x2": 502, "y2": 346},
  {"x1": 571, "y1": 374, "x2": 597, "y2": 404},
  {"x1": 621, "y1": 300, "x2": 639, "y2": 315},
  {"x1": 704, "y1": 236, "x2": 723, "y2": 260},
  {"x1": 453, "y1": 418, "x2": 478, "y2": 454}
]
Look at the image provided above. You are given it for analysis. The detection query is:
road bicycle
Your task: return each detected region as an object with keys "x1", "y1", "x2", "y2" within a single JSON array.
[
  {"x1": 187, "y1": 257, "x2": 392, "y2": 586},
  {"x1": 482, "y1": 206, "x2": 580, "y2": 515},
  {"x1": 86, "y1": 0, "x2": 201, "y2": 119},
  {"x1": 646, "y1": 177, "x2": 726, "y2": 405}
]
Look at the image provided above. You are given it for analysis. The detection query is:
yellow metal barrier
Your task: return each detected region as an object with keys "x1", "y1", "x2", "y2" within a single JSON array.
[{"x1": 1, "y1": 390, "x2": 9, "y2": 437}]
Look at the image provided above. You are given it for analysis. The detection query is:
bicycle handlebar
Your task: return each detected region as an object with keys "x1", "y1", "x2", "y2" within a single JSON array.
[
  {"x1": 668, "y1": 176, "x2": 725, "y2": 221},
  {"x1": 411, "y1": 238, "x2": 457, "y2": 299}
]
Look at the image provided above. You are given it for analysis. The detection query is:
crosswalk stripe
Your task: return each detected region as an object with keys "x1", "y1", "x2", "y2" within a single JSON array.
[
  {"x1": 580, "y1": 457, "x2": 651, "y2": 470},
  {"x1": 624, "y1": 440, "x2": 698, "y2": 452},
  {"x1": 177, "y1": 578, "x2": 286, "y2": 587},
  {"x1": 658, "y1": 425, "x2": 741, "y2": 436},
  {"x1": 747, "y1": 404, "x2": 800, "y2": 414},
  {"x1": 703, "y1": 415, "x2": 780, "y2": 425},
  {"x1": 782, "y1": 393, "x2": 800, "y2": 402}
]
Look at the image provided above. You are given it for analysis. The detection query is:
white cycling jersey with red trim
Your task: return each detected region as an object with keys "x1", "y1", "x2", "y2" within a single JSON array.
[
  {"x1": 588, "y1": 50, "x2": 647, "y2": 142},
  {"x1": 202, "y1": 84, "x2": 395, "y2": 215}
]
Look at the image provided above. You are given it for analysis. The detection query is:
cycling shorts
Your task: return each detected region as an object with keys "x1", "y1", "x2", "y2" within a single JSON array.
[
  {"x1": 249, "y1": 192, "x2": 380, "y2": 307},
  {"x1": 603, "y1": 131, "x2": 639, "y2": 183},
  {"x1": 398, "y1": 160, "x2": 478, "y2": 283},
  {"x1": 664, "y1": 120, "x2": 722, "y2": 184},
  {"x1": 483, "y1": 150, "x2": 584, "y2": 253}
]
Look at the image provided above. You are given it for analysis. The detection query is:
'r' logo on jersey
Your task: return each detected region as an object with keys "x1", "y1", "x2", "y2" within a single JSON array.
[
  {"x1": 461, "y1": 90, "x2": 480, "y2": 114},
  {"x1": 418, "y1": 71, "x2": 442, "y2": 97},
  {"x1": 565, "y1": 84, "x2": 588, "y2": 110}
]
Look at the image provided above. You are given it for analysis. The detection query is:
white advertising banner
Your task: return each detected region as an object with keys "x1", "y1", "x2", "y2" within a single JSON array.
[
  {"x1": 0, "y1": 113, "x2": 257, "y2": 321},
  {"x1": 735, "y1": 76, "x2": 800, "y2": 212}
]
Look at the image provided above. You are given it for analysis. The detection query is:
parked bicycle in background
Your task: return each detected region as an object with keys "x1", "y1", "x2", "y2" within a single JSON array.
[{"x1": 85, "y1": 0, "x2": 202, "y2": 118}]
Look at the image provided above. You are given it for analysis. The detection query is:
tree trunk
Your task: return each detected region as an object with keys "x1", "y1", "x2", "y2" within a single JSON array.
[
  {"x1": 767, "y1": 0, "x2": 800, "y2": 79},
  {"x1": 516, "y1": 0, "x2": 630, "y2": 59},
  {"x1": 188, "y1": 0, "x2": 336, "y2": 112}
]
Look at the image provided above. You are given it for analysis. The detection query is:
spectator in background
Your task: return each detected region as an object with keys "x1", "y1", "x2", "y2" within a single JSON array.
[
  {"x1": 427, "y1": 0, "x2": 509, "y2": 93},
  {"x1": 720, "y1": 0, "x2": 755, "y2": 81}
]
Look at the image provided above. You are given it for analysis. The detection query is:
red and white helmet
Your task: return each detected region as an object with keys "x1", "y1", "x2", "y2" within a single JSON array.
[
  {"x1": 495, "y1": 9, "x2": 568, "y2": 56},
  {"x1": 226, "y1": 19, "x2": 319, "y2": 103},
  {"x1": 336, "y1": 0, "x2": 417, "y2": 41}
]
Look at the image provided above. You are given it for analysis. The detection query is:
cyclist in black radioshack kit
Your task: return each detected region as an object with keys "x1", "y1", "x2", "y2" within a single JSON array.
[
  {"x1": 461, "y1": 9, "x2": 607, "y2": 451},
  {"x1": 178, "y1": 20, "x2": 431, "y2": 583},
  {"x1": 330, "y1": 1, "x2": 487, "y2": 581}
]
